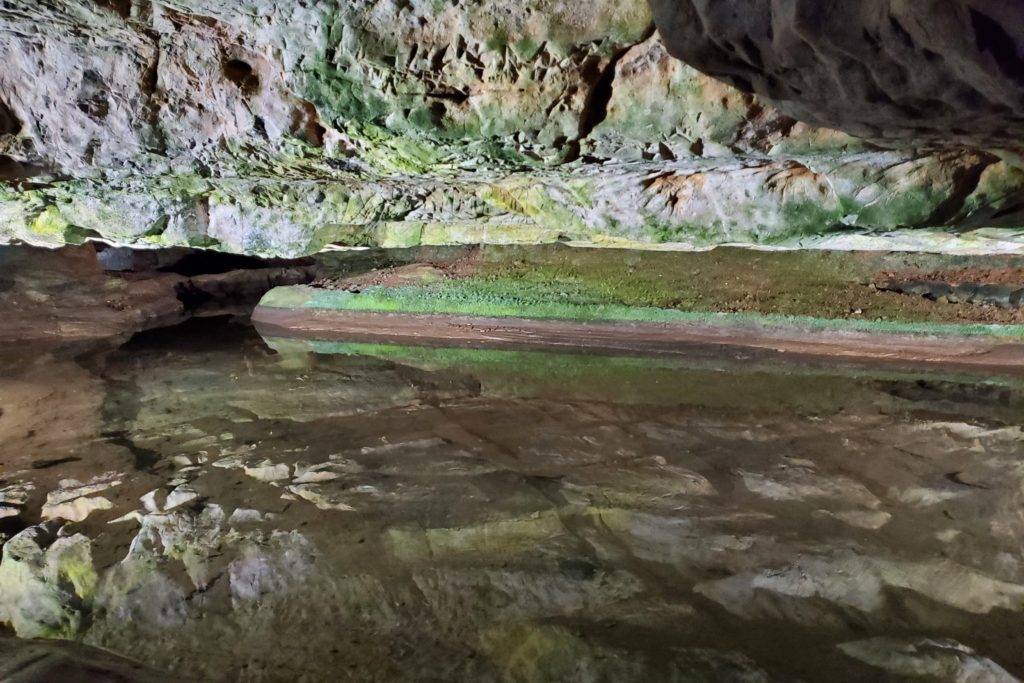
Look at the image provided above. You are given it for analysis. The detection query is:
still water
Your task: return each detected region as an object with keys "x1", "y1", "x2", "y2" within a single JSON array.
[{"x1": 2, "y1": 316, "x2": 1024, "y2": 681}]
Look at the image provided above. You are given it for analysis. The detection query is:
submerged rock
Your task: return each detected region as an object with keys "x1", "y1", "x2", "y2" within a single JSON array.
[
  {"x1": 242, "y1": 460, "x2": 291, "y2": 484},
  {"x1": 2, "y1": 313, "x2": 1024, "y2": 678},
  {"x1": 480, "y1": 623, "x2": 770, "y2": 682},
  {"x1": 839, "y1": 637, "x2": 1018, "y2": 682},
  {"x1": 696, "y1": 554, "x2": 1024, "y2": 627},
  {"x1": 41, "y1": 473, "x2": 122, "y2": 523},
  {"x1": 0, "y1": 482, "x2": 32, "y2": 521},
  {"x1": 0, "y1": 525, "x2": 97, "y2": 639}
]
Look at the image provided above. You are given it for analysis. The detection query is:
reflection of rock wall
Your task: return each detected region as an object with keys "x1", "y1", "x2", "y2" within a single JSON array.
[
  {"x1": 2, "y1": 331, "x2": 1024, "y2": 678},
  {"x1": 0, "y1": 636, "x2": 167, "y2": 681},
  {"x1": 0, "y1": 361, "x2": 106, "y2": 472},
  {"x1": 0, "y1": 1, "x2": 1022, "y2": 256}
]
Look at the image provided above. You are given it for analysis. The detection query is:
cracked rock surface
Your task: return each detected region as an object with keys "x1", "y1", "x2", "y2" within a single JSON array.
[{"x1": 1, "y1": 1, "x2": 1022, "y2": 256}]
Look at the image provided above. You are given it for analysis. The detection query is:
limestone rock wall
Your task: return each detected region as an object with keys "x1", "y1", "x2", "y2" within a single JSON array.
[
  {"x1": 0, "y1": 1, "x2": 1022, "y2": 256},
  {"x1": 648, "y1": 0, "x2": 1024, "y2": 148}
]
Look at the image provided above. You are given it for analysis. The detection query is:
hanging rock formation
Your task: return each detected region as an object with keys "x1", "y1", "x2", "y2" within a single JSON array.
[
  {"x1": 648, "y1": 0, "x2": 1024, "y2": 147},
  {"x1": 0, "y1": 1, "x2": 1022, "y2": 256}
]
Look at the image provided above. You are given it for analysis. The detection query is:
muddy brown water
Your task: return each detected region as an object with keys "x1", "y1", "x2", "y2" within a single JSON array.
[{"x1": 1, "y1": 316, "x2": 1024, "y2": 681}]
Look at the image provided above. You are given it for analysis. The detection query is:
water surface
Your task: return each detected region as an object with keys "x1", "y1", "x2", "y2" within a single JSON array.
[{"x1": 2, "y1": 317, "x2": 1023, "y2": 681}]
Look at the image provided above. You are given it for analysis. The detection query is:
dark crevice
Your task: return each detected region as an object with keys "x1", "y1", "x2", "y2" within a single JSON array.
[
  {"x1": 142, "y1": 46, "x2": 167, "y2": 154},
  {"x1": 0, "y1": 99, "x2": 21, "y2": 136},
  {"x1": 31, "y1": 456, "x2": 82, "y2": 470},
  {"x1": 160, "y1": 250, "x2": 303, "y2": 276},
  {"x1": 174, "y1": 281, "x2": 215, "y2": 312},
  {"x1": 946, "y1": 471, "x2": 993, "y2": 490},
  {"x1": 0, "y1": 515, "x2": 31, "y2": 541},
  {"x1": 991, "y1": 200, "x2": 1024, "y2": 221},
  {"x1": 426, "y1": 100, "x2": 447, "y2": 126},
  {"x1": 253, "y1": 115, "x2": 269, "y2": 139},
  {"x1": 77, "y1": 70, "x2": 110, "y2": 120},
  {"x1": 970, "y1": 9, "x2": 1024, "y2": 87},
  {"x1": 864, "y1": 80, "x2": 894, "y2": 105},
  {"x1": 575, "y1": 25, "x2": 656, "y2": 145},
  {"x1": 223, "y1": 58, "x2": 261, "y2": 95},
  {"x1": 862, "y1": 29, "x2": 881, "y2": 52},
  {"x1": 888, "y1": 16, "x2": 915, "y2": 49},
  {"x1": 426, "y1": 88, "x2": 470, "y2": 104},
  {"x1": 93, "y1": 0, "x2": 132, "y2": 19},
  {"x1": 155, "y1": 249, "x2": 317, "y2": 314},
  {"x1": 923, "y1": 153, "x2": 999, "y2": 226},
  {"x1": 739, "y1": 36, "x2": 763, "y2": 69},
  {"x1": 728, "y1": 74, "x2": 754, "y2": 94}
]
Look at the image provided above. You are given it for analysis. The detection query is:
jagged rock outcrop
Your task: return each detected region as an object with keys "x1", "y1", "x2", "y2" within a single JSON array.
[
  {"x1": 648, "y1": 0, "x2": 1024, "y2": 148},
  {"x1": 0, "y1": 1, "x2": 1022, "y2": 256}
]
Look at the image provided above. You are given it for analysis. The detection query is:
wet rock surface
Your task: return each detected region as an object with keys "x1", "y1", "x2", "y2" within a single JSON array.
[
  {"x1": 876, "y1": 265, "x2": 1024, "y2": 315},
  {"x1": 880, "y1": 279, "x2": 1024, "y2": 310},
  {"x1": 0, "y1": 636, "x2": 169, "y2": 682},
  {"x1": 1, "y1": 315, "x2": 1024, "y2": 680},
  {"x1": 0, "y1": 244, "x2": 315, "y2": 345}
]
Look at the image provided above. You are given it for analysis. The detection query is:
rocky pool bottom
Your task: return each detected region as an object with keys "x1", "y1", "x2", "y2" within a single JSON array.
[
  {"x1": 3, "y1": 241, "x2": 1024, "y2": 681},
  {"x1": 0, "y1": 309, "x2": 1023, "y2": 681}
]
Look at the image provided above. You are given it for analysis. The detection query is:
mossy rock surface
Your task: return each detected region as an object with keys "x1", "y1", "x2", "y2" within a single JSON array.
[
  {"x1": 261, "y1": 244, "x2": 1024, "y2": 335},
  {"x1": 2, "y1": 3, "x2": 1023, "y2": 256}
]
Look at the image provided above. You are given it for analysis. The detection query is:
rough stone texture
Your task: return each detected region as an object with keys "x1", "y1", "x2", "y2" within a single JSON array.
[
  {"x1": 0, "y1": 1, "x2": 1023, "y2": 256},
  {"x1": 0, "y1": 243, "x2": 316, "y2": 344},
  {"x1": 838, "y1": 637, "x2": 1019, "y2": 681},
  {"x1": 648, "y1": 0, "x2": 1024, "y2": 148},
  {"x1": 0, "y1": 636, "x2": 169, "y2": 682}
]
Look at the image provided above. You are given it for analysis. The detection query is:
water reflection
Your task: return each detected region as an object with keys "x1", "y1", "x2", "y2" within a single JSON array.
[{"x1": 1, "y1": 317, "x2": 1023, "y2": 681}]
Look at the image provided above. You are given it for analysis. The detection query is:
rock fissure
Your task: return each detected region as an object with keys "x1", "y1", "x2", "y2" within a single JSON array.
[{"x1": 576, "y1": 24, "x2": 657, "y2": 149}]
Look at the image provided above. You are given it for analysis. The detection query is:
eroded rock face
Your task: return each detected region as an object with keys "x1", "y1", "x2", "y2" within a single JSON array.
[
  {"x1": 0, "y1": 1, "x2": 1023, "y2": 256},
  {"x1": 649, "y1": 0, "x2": 1024, "y2": 147}
]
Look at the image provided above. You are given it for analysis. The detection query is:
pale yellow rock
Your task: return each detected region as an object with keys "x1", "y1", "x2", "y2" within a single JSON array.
[
  {"x1": 42, "y1": 496, "x2": 113, "y2": 523},
  {"x1": 286, "y1": 484, "x2": 355, "y2": 512},
  {"x1": 244, "y1": 461, "x2": 292, "y2": 483}
]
